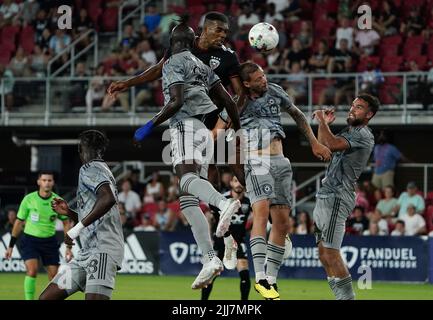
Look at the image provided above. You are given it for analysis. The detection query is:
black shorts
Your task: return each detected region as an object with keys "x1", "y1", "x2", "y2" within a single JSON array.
[
  {"x1": 213, "y1": 235, "x2": 248, "y2": 260},
  {"x1": 20, "y1": 233, "x2": 60, "y2": 266}
]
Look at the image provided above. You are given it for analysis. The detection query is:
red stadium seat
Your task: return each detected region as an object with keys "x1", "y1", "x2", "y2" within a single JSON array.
[
  {"x1": 403, "y1": 44, "x2": 422, "y2": 60},
  {"x1": 189, "y1": 5, "x2": 206, "y2": 16},
  {"x1": 379, "y1": 43, "x2": 399, "y2": 57},
  {"x1": 101, "y1": 7, "x2": 118, "y2": 32},
  {"x1": 381, "y1": 56, "x2": 403, "y2": 72},
  {"x1": 381, "y1": 34, "x2": 403, "y2": 46},
  {"x1": 425, "y1": 205, "x2": 433, "y2": 232},
  {"x1": 312, "y1": 79, "x2": 335, "y2": 104},
  {"x1": 19, "y1": 25, "x2": 35, "y2": 54},
  {"x1": 405, "y1": 35, "x2": 425, "y2": 47},
  {"x1": 290, "y1": 20, "x2": 303, "y2": 35},
  {"x1": 167, "y1": 201, "x2": 181, "y2": 214},
  {"x1": 0, "y1": 49, "x2": 11, "y2": 65},
  {"x1": 357, "y1": 56, "x2": 380, "y2": 72}
]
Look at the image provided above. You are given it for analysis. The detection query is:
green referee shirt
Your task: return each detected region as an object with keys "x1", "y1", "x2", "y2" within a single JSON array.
[{"x1": 17, "y1": 191, "x2": 68, "y2": 238}]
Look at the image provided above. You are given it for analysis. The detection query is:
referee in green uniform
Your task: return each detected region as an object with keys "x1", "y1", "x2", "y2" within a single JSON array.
[{"x1": 4, "y1": 171, "x2": 72, "y2": 300}]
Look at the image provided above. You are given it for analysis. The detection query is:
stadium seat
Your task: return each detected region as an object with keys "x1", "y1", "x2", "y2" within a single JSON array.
[
  {"x1": 167, "y1": 201, "x2": 181, "y2": 214},
  {"x1": 0, "y1": 49, "x2": 11, "y2": 65},
  {"x1": 19, "y1": 25, "x2": 35, "y2": 55},
  {"x1": 101, "y1": 7, "x2": 118, "y2": 32},
  {"x1": 425, "y1": 191, "x2": 433, "y2": 206},
  {"x1": 381, "y1": 34, "x2": 403, "y2": 46},
  {"x1": 189, "y1": 5, "x2": 206, "y2": 16},
  {"x1": 403, "y1": 44, "x2": 422, "y2": 60},
  {"x1": 381, "y1": 56, "x2": 403, "y2": 71},
  {"x1": 312, "y1": 79, "x2": 335, "y2": 104},
  {"x1": 357, "y1": 56, "x2": 380, "y2": 72},
  {"x1": 290, "y1": 20, "x2": 303, "y2": 35},
  {"x1": 425, "y1": 205, "x2": 433, "y2": 232},
  {"x1": 405, "y1": 35, "x2": 425, "y2": 47},
  {"x1": 379, "y1": 43, "x2": 399, "y2": 57}
]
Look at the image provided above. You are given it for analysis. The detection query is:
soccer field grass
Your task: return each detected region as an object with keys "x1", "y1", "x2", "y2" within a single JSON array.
[{"x1": 0, "y1": 273, "x2": 432, "y2": 300}]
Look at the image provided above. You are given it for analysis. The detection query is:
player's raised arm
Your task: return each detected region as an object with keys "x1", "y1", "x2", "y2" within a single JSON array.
[
  {"x1": 51, "y1": 198, "x2": 79, "y2": 223},
  {"x1": 66, "y1": 184, "x2": 116, "y2": 242},
  {"x1": 313, "y1": 110, "x2": 350, "y2": 152},
  {"x1": 107, "y1": 56, "x2": 165, "y2": 99}
]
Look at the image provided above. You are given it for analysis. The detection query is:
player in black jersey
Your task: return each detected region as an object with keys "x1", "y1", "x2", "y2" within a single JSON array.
[
  {"x1": 107, "y1": 12, "x2": 245, "y2": 186},
  {"x1": 201, "y1": 175, "x2": 252, "y2": 300}
]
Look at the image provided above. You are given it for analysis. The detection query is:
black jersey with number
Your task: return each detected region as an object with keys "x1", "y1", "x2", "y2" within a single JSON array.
[
  {"x1": 165, "y1": 39, "x2": 241, "y2": 128},
  {"x1": 212, "y1": 192, "x2": 251, "y2": 242}
]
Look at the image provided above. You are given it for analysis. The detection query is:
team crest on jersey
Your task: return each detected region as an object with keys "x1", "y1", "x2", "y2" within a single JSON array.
[
  {"x1": 241, "y1": 203, "x2": 250, "y2": 214},
  {"x1": 209, "y1": 56, "x2": 220, "y2": 70},
  {"x1": 262, "y1": 184, "x2": 273, "y2": 195}
]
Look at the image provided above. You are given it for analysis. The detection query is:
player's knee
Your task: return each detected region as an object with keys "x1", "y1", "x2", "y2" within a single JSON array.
[
  {"x1": 179, "y1": 172, "x2": 199, "y2": 193},
  {"x1": 27, "y1": 270, "x2": 37, "y2": 277}
]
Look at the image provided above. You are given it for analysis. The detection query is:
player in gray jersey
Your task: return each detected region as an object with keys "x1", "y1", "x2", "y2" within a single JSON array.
[
  {"x1": 134, "y1": 21, "x2": 243, "y2": 290},
  {"x1": 40, "y1": 130, "x2": 124, "y2": 300},
  {"x1": 312, "y1": 93, "x2": 379, "y2": 300},
  {"x1": 234, "y1": 62, "x2": 331, "y2": 300}
]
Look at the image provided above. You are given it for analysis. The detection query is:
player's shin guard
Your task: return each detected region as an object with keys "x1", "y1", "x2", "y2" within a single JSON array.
[
  {"x1": 180, "y1": 195, "x2": 215, "y2": 262},
  {"x1": 24, "y1": 276, "x2": 36, "y2": 300},
  {"x1": 239, "y1": 269, "x2": 251, "y2": 300},
  {"x1": 335, "y1": 275, "x2": 355, "y2": 300},
  {"x1": 265, "y1": 241, "x2": 285, "y2": 285},
  {"x1": 179, "y1": 173, "x2": 226, "y2": 209},
  {"x1": 250, "y1": 236, "x2": 267, "y2": 282}
]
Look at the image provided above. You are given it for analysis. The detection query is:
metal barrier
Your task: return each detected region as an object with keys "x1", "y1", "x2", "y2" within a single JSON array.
[
  {"x1": 1, "y1": 71, "x2": 432, "y2": 126},
  {"x1": 118, "y1": 0, "x2": 149, "y2": 43}
]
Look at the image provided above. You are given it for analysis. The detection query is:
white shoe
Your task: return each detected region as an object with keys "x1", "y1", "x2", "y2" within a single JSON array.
[
  {"x1": 191, "y1": 256, "x2": 224, "y2": 290},
  {"x1": 283, "y1": 235, "x2": 293, "y2": 259},
  {"x1": 216, "y1": 199, "x2": 241, "y2": 237},
  {"x1": 223, "y1": 235, "x2": 238, "y2": 270}
]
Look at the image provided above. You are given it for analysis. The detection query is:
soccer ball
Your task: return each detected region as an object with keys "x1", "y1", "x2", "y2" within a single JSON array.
[{"x1": 248, "y1": 22, "x2": 279, "y2": 52}]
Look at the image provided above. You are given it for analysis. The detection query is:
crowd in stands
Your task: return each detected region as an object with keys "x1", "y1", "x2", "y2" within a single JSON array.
[{"x1": 2, "y1": 0, "x2": 433, "y2": 112}]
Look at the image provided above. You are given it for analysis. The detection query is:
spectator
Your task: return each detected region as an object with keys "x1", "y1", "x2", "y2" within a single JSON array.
[
  {"x1": 423, "y1": 7, "x2": 433, "y2": 40},
  {"x1": 308, "y1": 40, "x2": 330, "y2": 73},
  {"x1": 129, "y1": 169, "x2": 146, "y2": 198},
  {"x1": 297, "y1": 21, "x2": 313, "y2": 49},
  {"x1": 328, "y1": 39, "x2": 355, "y2": 74},
  {"x1": 401, "y1": 7, "x2": 424, "y2": 36},
  {"x1": 220, "y1": 171, "x2": 233, "y2": 193},
  {"x1": 0, "y1": 0, "x2": 20, "y2": 25},
  {"x1": 376, "y1": 185, "x2": 398, "y2": 220},
  {"x1": 367, "y1": 209, "x2": 388, "y2": 235},
  {"x1": 393, "y1": 182, "x2": 425, "y2": 219},
  {"x1": 273, "y1": 19, "x2": 288, "y2": 50},
  {"x1": 285, "y1": 38, "x2": 309, "y2": 70},
  {"x1": 335, "y1": 16, "x2": 354, "y2": 50},
  {"x1": 144, "y1": 172, "x2": 165, "y2": 203},
  {"x1": 138, "y1": 40, "x2": 157, "y2": 65},
  {"x1": 19, "y1": 0, "x2": 40, "y2": 26},
  {"x1": 73, "y1": 8, "x2": 93, "y2": 48},
  {"x1": 391, "y1": 220, "x2": 405, "y2": 236},
  {"x1": 0, "y1": 64, "x2": 15, "y2": 111},
  {"x1": 37, "y1": 28, "x2": 52, "y2": 53},
  {"x1": 359, "y1": 60, "x2": 384, "y2": 96},
  {"x1": 119, "y1": 202, "x2": 134, "y2": 235},
  {"x1": 372, "y1": 130, "x2": 407, "y2": 190},
  {"x1": 49, "y1": 29, "x2": 71, "y2": 55},
  {"x1": 266, "y1": 47, "x2": 287, "y2": 74},
  {"x1": 296, "y1": 211, "x2": 312, "y2": 234},
  {"x1": 363, "y1": 222, "x2": 380, "y2": 236},
  {"x1": 407, "y1": 60, "x2": 426, "y2": 104},
  {"x1": 120, "y1": 24, "x2": 140, "y2": 49},
  {"x1": 30, "y1": 44, "x2": 50, "y2": 77},
  {"x1": 285, "y1": 62, "x2": 307, "y2": 103},
  {"x1": 287, "y1": 215, "x2": 296, "y2": 235},
  {"x1": 143, "y1": 3, "x2": 161, "y2": 33},
  {"x1": 167, "y1": 175, "x2": 180, "y2": 202},
  {"x1": 118, "y1": 179, "x2": 142, "y2": 219},
  {"x1": 156, "y1": 5, "x2": 179, "y2": 36},
  {"x1": 320, "y1": 58, "x2": 355, "y2": 106},
  {"x1": 355, "y1": 183, "x2": 369, "y2": 213},
  {"x1": 346, "y1": 206, "x2": 369, "y2": 235},
  {"x1": 9, "y1": 47, "x2": 31, "y2": 77},
  {"x1": 281, "y1": 0, "x2": 301, "y2": 22},
  {"x1": 402, "y1": 204, "x2": 426, "y2": 236},
  {"x1": 33, "y1": 9, "x2": 49, "y2": 45},
  {"x1": 423, "y1": 67, "x2": 433, "y2": 109},
  {"x1": 134, "y1": 213, "x2": 157, "y2": 232},
  {"x1": 354, "y1": 28, "x2": 380, "y2": 56},
  {"x1": 373, "y1": 0, "x2": 399, "y2": 36},
  {"x1": 154, "y1": 200, "x2": 176, "y2": 231},
  {"x1": 264, "y1": 2, "x2": 284, "y2": 24},
  {"x1": 237, "y1": 3, "x2": 260, "y2": 41},
  {"x1": 86, "y1": 77, "x2": 106, "y2": 110},
  {"x1": 3, "y1": 207, "x2": 17, "y2": 232}
]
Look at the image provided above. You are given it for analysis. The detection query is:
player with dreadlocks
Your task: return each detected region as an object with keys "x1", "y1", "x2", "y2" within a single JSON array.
[{"x1": 40, "y1": 130, "x2": 124, "y2": 300}]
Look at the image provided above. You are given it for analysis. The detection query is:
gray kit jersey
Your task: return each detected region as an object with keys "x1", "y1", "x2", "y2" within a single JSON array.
[
  {"x1": 318, "y1": 126, "x2": 374, "y2": 201},
  {"x1": 239, "y1": 83, "x2": 295, "y2": 150},
  {"x1": 76, "y1": 160, "x2": 124, "y2": 267},
  {"x1": 162, "y1": 50, "x2": 221, "y2": 125}
]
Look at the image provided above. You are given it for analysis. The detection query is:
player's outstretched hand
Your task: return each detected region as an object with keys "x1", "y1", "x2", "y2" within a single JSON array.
[
  {"x1": 107, "y1": 81, "x2": 128, "y2": 99},
  {"x1": 51, "y1": 198, "x2": 69, "y2": 216},
  {"x1": 4, "y1": 247, "x2": 12, "y2": 260},
  {"x1": 312, "y1": 142, "x2": 332, "y2": 162},
  {"x1": 312, "y1": 108, "x2": 336, "y2": 125}
]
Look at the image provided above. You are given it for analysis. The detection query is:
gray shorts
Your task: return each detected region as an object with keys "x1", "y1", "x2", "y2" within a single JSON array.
[
  {"x1": 170, "y1": 118, "x2": 214, "y2": 168},
  {"x1": 313, "y1": 196, "x2": 354, "y2": 249},
  {"x1": 51, "y1": 252, "x2": 118, "y2": 298},
  {"x1": 244, "y1": 154, "x2": 293, "y2": 206}
]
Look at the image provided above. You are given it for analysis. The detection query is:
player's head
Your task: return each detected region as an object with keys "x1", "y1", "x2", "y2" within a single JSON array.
[
  {"x1": 230, "y1": 175, "x2": 244, "y2": 194},
  {"x1": 37, "y1": 171, "x2": 55, "y2": 193},
  {"x1": 239, "y1": 62, "x2": 268, "y2": 95},
  {"x1": 170, "y1": 16, "x2": 195, "y2": 52},
  {"x1": 347, "y1": 93, "x2": 379, "y2": 126},
  {"x1": 202, "y1": 12, "x2": 229, "y2": 49},
  {"x1": 78, "y1": 130, "x2": 109, "y2": 163}
]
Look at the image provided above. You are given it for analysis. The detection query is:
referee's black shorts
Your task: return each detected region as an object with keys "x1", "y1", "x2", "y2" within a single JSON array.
[{"x1": 20, "y1": 233, "x2": 60, "y2": 266}]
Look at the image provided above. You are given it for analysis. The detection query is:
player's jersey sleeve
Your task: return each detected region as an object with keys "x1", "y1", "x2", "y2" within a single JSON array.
[
  {"x1": 339, "y1": 127, "x2": 373, "y2": 149},
  {"x1": 81, "y1": 163, "x2": 112, "y2": 194},
  {"x1": 164, "y1": 55, "x2": 185, "y2": 87},
  {"x1": 17, "y1": 195, "x2": 29, "y2": 221},
  {"x1": 270, "y1": 83, "x2": 295, "y2": 111},
  {"x1": 208, "y1": 69, "x2": 221, "y2": 89}
]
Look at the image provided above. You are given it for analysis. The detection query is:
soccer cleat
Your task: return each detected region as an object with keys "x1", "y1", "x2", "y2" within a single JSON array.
[
  {"x1": 223, "y1": 235, "x2": 238, "y2": 270},
  {"x1": 191, "y1": 256, "x2": 224, "y2": 290},
  {"x1": 283, "y1": 234, "x2": 293, "y2": 259},
  {"x1": 216, "y1": 199, "x2": 241, "y2": 237},
  {"x1": 254, "y1": 279, "x2": 280, "y2": 300}
]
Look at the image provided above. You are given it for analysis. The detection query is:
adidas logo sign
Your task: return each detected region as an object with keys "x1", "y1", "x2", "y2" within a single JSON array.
[
  {"x1": 0, "y1": 233, "x2": 25, "y2": 272},
  {"x1": 119, "y1": 234, "x2": 154, "y2": 274}
]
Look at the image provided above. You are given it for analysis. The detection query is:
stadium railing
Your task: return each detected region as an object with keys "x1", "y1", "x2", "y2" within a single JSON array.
[{"x1": 2, "y1": 71, "x2": 432, "y2": 126}]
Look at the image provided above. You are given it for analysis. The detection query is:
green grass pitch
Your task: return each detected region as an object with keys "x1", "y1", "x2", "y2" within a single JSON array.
[{"x1": 0, "y1": 273, "x2": 432, "y2": 300}]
